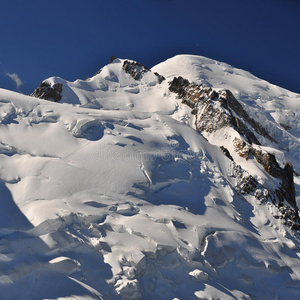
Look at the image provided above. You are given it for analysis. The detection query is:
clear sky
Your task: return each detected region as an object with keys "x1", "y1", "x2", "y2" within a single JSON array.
[{"x1": 0, "y1": 0, "x2": 299, "y2": 95}]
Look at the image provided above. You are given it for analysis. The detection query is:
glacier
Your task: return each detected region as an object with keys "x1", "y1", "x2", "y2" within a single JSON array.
[{"x1": 0, "y1": 55, "x2": 299, "y2": 299}]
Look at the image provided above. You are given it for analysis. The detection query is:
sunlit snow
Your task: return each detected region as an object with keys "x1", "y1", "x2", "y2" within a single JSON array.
[{"x1": 0, "y1": 55, "x2": 300, "y2": 299}]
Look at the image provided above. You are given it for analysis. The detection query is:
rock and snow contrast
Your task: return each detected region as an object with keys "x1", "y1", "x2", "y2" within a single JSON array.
[{"x1": 0, "y1": 55, "x2": 300, "y2": 299}]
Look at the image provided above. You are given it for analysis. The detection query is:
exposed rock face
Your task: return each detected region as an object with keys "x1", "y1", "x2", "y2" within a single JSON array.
[
  {"x1": 153, "y1": 72, "x2": 165, "y2": 84},
  {"x1": 30, "y1": 82, "x2": 63, "y2": 102},
  {"x1": 109, "y1": 55, "x2": 117, "y2": 64},
  {"x1": 122, "y1": 60, "x2": 165, "y2": 83},
  {"x1": 220, "y1": 146, "x2": 233, "y2": 161},
  {"x1": 252, "y1": 149, "x2": 281, "y2": 178},
  {"x1": 169, "y1": 77, "x2": 275, "y2": 144},
  {"x1": 232, "y1": 163, "x2": 259, "y2": 195},
  {"x1": 232, "y1": 138, "x2": 283, "y2": 179},
  {"x1": 277, "y1": 163, "x2": 297, "y2": 213},
  {"x1": 123, "y1": 60, "x2": 149, "y2": 80},
  {"x1": 221, "y1": 90, "x2": 275, "y2": 143},
  {"x1": 169, "y1": 76, "x2": 191, "y2": 99},
  {"x1": 232, "y1": 144, "x2": 299, "y2": 227},
  {"x1": 234, "y1": 137, "x2": 299, "y2": 223}
]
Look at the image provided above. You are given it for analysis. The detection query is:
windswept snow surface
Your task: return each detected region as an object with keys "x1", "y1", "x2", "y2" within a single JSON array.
[{"x1": 0, "y1": 56, "x2": 300, "y2": 299}]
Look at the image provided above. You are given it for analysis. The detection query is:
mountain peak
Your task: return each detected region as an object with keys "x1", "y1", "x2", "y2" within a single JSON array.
[{"x1": 1, "y1": 54, "x2": 300, "y2": 299}]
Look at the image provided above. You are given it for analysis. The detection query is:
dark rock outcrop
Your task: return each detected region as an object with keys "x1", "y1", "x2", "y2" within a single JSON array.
[
  {"x1": 123, "y1": 60, "x2": 149, "y2": 80},
  {"x1": 232, "y1": 163, "x2": 259, "y2": 195},
  {"x1": 221, "y1": 90, "x2": 275, "y2": 143},
  {"x1": 154, "y1": 72, "x2": 165, "y2": 84},
  {"x1": 169, "y1": 76, "x2": 191, "y2": 99},
  {"x1": 276, "y1": 163, "x2": 297, "y2": 214},
  {"x1": 30, "y1": 82, "x2": 63, "y2": 102},
  {"x1": 109, "y1": 55, "x2": 117, "y2": 64},
  {"x1": 232, "y1": 137, "x2": 299, "y2": 222},
  {"x1": 232, "y1": 137, "x2": 282, "y2": 178},
  {"x1": 220, "y1": 146, "x2": 233, "y2": 161},
  {"x1": 168, "y1": 77, "x2": 275, "y2": 144},
  {"x1": 252, "y1": 149, "x2": 281, "y2": 178},
  {"x1": 123, "y1": 60, "x2": 165, "y2": 83}
]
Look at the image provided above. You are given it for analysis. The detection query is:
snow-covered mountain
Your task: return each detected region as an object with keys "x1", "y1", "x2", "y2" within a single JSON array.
[{"x1": 1, "y1": 55, "x2": 300, "y2": 299}]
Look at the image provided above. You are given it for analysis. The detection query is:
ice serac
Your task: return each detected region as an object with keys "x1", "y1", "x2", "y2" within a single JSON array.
[{"x1": 1, "y1": 55, "x2": 300, "y2": 299}]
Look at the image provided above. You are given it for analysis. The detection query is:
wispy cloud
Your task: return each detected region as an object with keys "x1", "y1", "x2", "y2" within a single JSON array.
[{"x1": 6, "y1": 72, "x2": 23, "y2": 89}]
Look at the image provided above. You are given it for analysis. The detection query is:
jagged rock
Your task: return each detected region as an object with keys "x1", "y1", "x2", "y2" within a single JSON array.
[
  {"x1": 153, "y1": 72, "x2": 165, "y2": 84},
  {"x1": 168, "y1": 75, "x2": 299, "y2": 229},
  {"x1": 220, "y1": 90, "x2": 275, "y2": 143},
  {"x1": 232, "y1": 163, "x2": 259, "y2": 195},
  {"x1": 231, "y1": 116, "x2": 260, "y2": 145},
  {"x1": 232, "y1": 163, "x2": 276, "y2": 205},
  {"x1": 240, "y1": 175, "x2": 258, "y2": 194},
  {"x1": 122, "y1": 60, "x2": 165, "y2": 84},
  {"x1": 209, "y1": 90, "x2": 219, "y2": 100},
  {"x1": 233, "y1": 138, "x2": 251, "y2": 159},
  {"x1": 168, "y1": 77, "x2": 275, "y2": 145},
  {"x1": 283, "y1": 162, "x2": 296, "y2": 204},
  {"x1": 220, "y1": 146, "x2": 233, "y2": 161},
  {"x1": 197, "y1": 90, "x2": 261, "y2": 144},
  {"x1": 169, "y1": 76, "x2": 190, "y2": 98},
  {"x1": 276, "y1": 163, "x2": 298, "y2": 220},
  {"x1": 233, "y1": 137, "x2": 282, "y2": 176},
  {"x1": 30, "y1": 82, "x2": 63, "y2": 102},
  {"x1": 232, "y1": 137, "x2": 299, "y2": 223},
  {"x1": 254, "y1": 188, "x2": 271, "y2": 203},
  {"x1": 196, "y1": 98, "x2": 232, "y2": 133},
  {"x1": 252, "y1": 149, "x2": 281, "y2": 178},
  {"x1": 109, "y1": 55, "x2": 117, "y2": 63},
  {"x1": 122, "y1": 60, "x2": 149, "y2": 80}
]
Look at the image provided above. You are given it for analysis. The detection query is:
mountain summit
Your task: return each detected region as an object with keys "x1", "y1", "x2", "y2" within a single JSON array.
[{"x1": 1, "y1": 55, "x2": 300, "y2": 299}]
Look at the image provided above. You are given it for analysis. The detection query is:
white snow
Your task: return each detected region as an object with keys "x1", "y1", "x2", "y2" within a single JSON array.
[{"x1": 0, "y1": 55, "x2": 300, "y2": 299}]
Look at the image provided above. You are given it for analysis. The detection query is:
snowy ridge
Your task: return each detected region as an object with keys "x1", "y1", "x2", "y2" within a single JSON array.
[
  {"x1": 0, "y1": 55, "x2": 300, "y2": 299},
  {"x1": 153, "y1": 55, "x2": 300, "y2": 167}
]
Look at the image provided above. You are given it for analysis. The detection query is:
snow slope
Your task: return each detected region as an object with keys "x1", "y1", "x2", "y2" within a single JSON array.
[{"x1": 0, "y1": 55, "x2": 300, "y2": 299}]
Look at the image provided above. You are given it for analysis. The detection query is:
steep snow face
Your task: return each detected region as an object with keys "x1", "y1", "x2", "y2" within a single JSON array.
[{"x1": 1, "y1": 55, "x2": 300, "y2": 299}]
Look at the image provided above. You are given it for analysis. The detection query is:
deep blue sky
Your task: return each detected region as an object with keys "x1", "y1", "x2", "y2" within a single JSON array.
[{"x1": 0, "y1": 0, "x2": 299, "y2": 94}]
